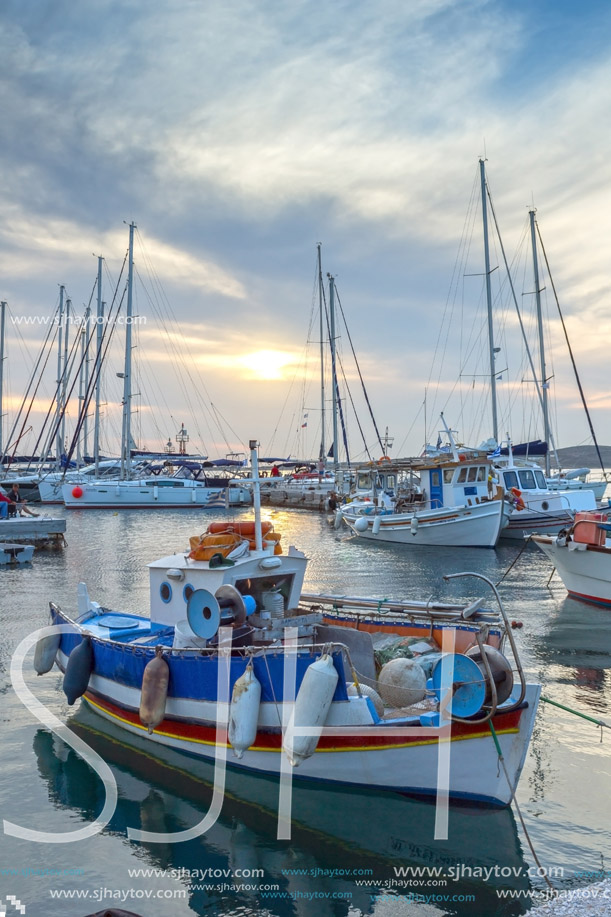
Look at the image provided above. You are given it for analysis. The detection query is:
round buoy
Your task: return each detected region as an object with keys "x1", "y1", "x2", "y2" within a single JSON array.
[
  {"x1": 72, "y1": 486, "x2": 83, "y2": 498},
  {"x1": 378, "y1": 658, "x2": 427, "y2": 707},
  {"x1": 354, "y1": 516, "x2": 368, "y2": 532}
]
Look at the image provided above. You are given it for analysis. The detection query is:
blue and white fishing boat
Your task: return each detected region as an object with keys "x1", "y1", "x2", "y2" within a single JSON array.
[
  {"x1": 339, "y1": 419, "x2": 507, "y2": 548},
  {"x1": 37, "y1": 443, "x2": 540, "y2": 806}
]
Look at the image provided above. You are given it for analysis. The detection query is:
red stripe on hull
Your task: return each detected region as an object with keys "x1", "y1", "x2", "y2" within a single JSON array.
[{"x1": 84, "y1": 690, "x2": 524, "y2": 750}]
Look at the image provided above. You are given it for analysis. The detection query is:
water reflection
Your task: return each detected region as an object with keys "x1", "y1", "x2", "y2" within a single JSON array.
[{"x1": 31, "y1": 706, "x2": 533, "y2": 916}]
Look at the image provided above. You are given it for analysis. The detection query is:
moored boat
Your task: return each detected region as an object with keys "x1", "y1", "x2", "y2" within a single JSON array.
[
  {"x1": 34, "y1": 443, "x2": 540, "y2": 807},
  {"x1": 532, "y1": 511, "x2": 611, "y2": 606}
]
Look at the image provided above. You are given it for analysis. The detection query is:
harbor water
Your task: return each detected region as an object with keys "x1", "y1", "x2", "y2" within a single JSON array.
[{"x1": 1, "y1": 506, "x2": 610, "y2": 916}]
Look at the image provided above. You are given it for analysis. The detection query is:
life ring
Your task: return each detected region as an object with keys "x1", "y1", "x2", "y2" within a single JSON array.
[
  {"x1": 510, "y1": 487, "x2": 525, "y2": 511},
  {"x1": 379, "y1": 456, "x2": 391, "y2": 463}
]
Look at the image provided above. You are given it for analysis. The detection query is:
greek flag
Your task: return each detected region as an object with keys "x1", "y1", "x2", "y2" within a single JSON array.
[
  {"x1": 208, "y1": 488, "x2": 229, "y2": 508},
  {"x1": 488, "y1": 445, "x2": 502, "y2": 458}
]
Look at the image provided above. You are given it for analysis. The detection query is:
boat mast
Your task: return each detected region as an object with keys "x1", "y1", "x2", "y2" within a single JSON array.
[
  {"x1": 59, "y1": 297, "x2": 71, "y2": 465},
  {"x1": 120, "y1": 222, "x2": 135, "y2": 480},
  {"x1": 93, "y1": 256, "x2": 104, "y2": 475},
  {"x1": 77, "y1": 306, "x2": 91, "y2": 467},
  {"x1": 0, "y1": 301, "x2": 5, "y2": 457},
  {"x1": 328, "y1": 273, "x2": 339, "y2": 472},
  {"x1": 317, "y1": 243, "x2": 326, "y2": 464},
  {"x1": 54, "y1": 285, "x2": 65, "y2": 470},
  {"x1": 529, "y1": 209, "x2": 551, "y2": 476},
  {"x1": 479, "y1": 158, "x2": 499, "y2": 444}
]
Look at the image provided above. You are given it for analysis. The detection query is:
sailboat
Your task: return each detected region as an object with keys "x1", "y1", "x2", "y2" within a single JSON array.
[
  {"x1": 60, "y1": 226, "x2": 251, "y2": 510},
  {"x1": 474, "y1": 161, "x2": 597, "y2": 539}
]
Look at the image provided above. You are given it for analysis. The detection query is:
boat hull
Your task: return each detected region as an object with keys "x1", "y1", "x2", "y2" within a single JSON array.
[
  {"x1": 342, "y1": 500, "x2": 505, "y2": 548},
  {"x1": 52, "y1": 607, "x2": 539, "y2": 807},
  {"x1": 62, "y1": 480, "x2": 251, "y2": 508},
  {"x1": 532, "y1": 535, "x2": 611, "y2": 606}
]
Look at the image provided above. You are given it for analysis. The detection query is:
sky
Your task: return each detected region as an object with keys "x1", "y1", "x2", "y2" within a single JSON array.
[{"x1": 2, "y1": 0, "x2": 611, "y2": 465}]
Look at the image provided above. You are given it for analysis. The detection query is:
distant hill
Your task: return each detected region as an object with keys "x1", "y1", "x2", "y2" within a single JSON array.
[{"x1": 553, "y1": 445, "x2": 611, "y2": 471}]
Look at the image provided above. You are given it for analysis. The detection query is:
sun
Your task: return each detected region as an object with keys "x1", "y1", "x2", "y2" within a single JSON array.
[{"x1": 239, "y1": 350, "x2": 295, "y2": 381}]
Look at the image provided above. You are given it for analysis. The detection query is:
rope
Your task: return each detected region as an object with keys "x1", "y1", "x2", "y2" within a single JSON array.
[
  {"x1": 489, "y1": 722, "x2": 556, "y2": 893},
  {"x1": 541, "y1": 696, "x2": 611, "y2": 733},
  {"x1": 495, "y1": 537, "x2": 532, "y2": 586}
]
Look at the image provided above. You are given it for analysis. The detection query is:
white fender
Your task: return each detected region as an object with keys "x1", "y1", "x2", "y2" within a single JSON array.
[
  {"x1": 410, "y1": 515, "x2": 419, "y2": 536},
  {"x1": 33, "y1": 631, "x2": 61, "y2": 675},
  {"x1": 283, "y1": 654, "x2": 339, "y2": 766},
  {"x1": 354, "y1": 516, "x2": 368, "y2": 532},
  {"x1": 228, "y1": 664, "x2": 261, "y2": 758},
  {"x1": 333, "y1": 510, "x2": 343, "y2": 530},
  {"x1": 371, "y1": 514, "x2": 381, "y2": 535}
]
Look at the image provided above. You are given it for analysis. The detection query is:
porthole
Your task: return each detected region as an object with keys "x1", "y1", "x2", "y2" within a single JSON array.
[
  {"x1": 541, "y1": 501, "x2": 549, "y2": 511},
  {"x1": 183, "y1": 583, "x2": 194, "y2": 603},
  {"x1": 160, "y1": 582, "x2": 172, "y2": 603}
]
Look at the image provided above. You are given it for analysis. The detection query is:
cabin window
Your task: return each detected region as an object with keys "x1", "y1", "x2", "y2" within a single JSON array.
[
  {"x1": 534, "y1": 470, "x2": 547, "y2": 489},
  {"x1": 443, "y1": 469, "x2": 454, "y2": 484},
  {"x1": 357, "y1": 473, "x2": 371, "y2": 489},
  {"x1": 467, "y1": 467, "x2": 478, "y2": 482},
  {"x1": 431, "y1": 470, "x2": 441, "y2": 487},
  {"x1": 160, "y1": 582, "x2": 172, "y2": 603},
  {"x1": 503, "y1": 471, "x2": 519, "y2": 490},
  {"x1": 477, "y1": 467, "x2": 487, "y2": 482},
  {"x1": 457, "y1": 468, "x2": 468, "y2": 483},
  {"x1": 386, "y1": 475, "x2": 396, "y2": 490},
  {"x1": 518, "y1": 470, "x2": 537, "y2": 490},
  {"x1": 183, "y1": 584, "x2": 194, "y2": 603}
]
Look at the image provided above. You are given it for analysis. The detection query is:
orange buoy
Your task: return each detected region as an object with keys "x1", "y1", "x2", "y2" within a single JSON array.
[{"x1": 72, "y1": 486, "x2": 83, "y2": 498}]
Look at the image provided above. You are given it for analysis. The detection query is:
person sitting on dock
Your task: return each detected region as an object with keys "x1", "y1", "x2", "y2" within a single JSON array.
[{"x1": 7, "y1": 483, "x2": 38, "y2": 517}]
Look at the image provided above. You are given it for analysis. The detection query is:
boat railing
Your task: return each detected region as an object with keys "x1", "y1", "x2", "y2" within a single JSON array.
[
  {"x1": 299, "y1": 592, "x2": 501, "y2": 623},
  {"x1": 442, "y1": 572, "x2": 526, "y2": 713}
]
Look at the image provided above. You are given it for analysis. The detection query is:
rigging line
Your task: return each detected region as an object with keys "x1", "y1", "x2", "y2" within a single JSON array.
[
  {"x1": 62, "y1": 257, "x2": 128, "y2": 465},
  {"x1": 131, "y1": 270, "x2": 212, "y2": 453},
  {"x1": 208, "y1": 403, "x2": 243, "y2": 455},
  {"x1": 133, "y1": 229, "x2": 226, "y2": 450},
  {"x1": 334, "y1": 285, "x2": 384, "y2": 455},
  {"x1": 321, "y1": 281, "x2": 350, "y2": 466},
  {"x1": 27, "y1": 302, "x2": 86, "y2": 469},
  {"x1": 536, "y1": 221, "x2": 607, "y2": 480},
  {"x1": 335, "y1": 349, "x2": 371, "y2": 461},
  {"x1": 486, "y1": 187, "x2": 559, "y2": 463},
  {"x1": 2, "y1": 304, "x2": 60, "y2": 470}
]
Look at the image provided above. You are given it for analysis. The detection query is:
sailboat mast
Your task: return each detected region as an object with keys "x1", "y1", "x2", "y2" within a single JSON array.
[
  {"x1": 120, "y1": 222, "x2": 135, "y2": 480},
  {"x1": 479, "y1": 158, "x2": 499, "y2": 444},
  {"x1": 77, "y1": 306, "x2": 91, "y2": 466},
  {"x1": 83, "y1": 306, "x2": 91, "y2": 460},
  {"x1": 55, "y1": 286, "x2": 65, "y2": 470},
  {"x1": 328, "y1": 273, "x2": 339, "y2": 472},
  {"x1": 529, "y1": 209, "x2": 551, "y2": 475},
  {"x1": 0, "y1": 301, "x2": 5, "y2": 457},
  {"x1": 93, "y1": 255, "x2": 105, "y2": 474},
  {"x1": 317, "y1": 243, "x2": 326, "y2": 463},
  {"x1": 59, "y1": 297, "x2": 71, "y2": 463}
]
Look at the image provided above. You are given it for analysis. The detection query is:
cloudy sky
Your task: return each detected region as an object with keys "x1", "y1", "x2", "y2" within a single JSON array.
[{"x1": 2, "y1": 0, "x2": 611, "y2": 464}]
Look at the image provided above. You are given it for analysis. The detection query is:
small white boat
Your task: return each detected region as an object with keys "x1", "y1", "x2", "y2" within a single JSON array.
[
  {"x1": 0, "y1": 542, "x2": 34, "y2": 564},
  {"x1": 35, "y1": 444, "x2": 540, "y2": 807},
  {"x1": 339, "y1": 448, "x2": 507, "y2": 548},
  {"x1": 493, "y1": 446, "x2": 597, "y2": 540},
  {"x1": 532, "y1": 511, "x2": 611, "y2": 607}
]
